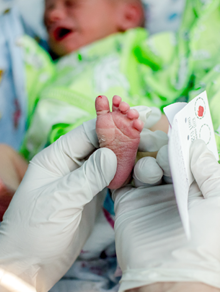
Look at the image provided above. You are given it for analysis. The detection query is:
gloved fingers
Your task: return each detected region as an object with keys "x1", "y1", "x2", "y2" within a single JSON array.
[
  {"x1": 156, "y1": 145, "x2": 172, "y2": 184},
  {"x1": 190, "y1": 139, "x2": 220, "y2": 198},
  {"x1": 32, "y1": 122, "x2": 98, "y2": 178},
  {"x1": 139, "y1": 129, "x2": 168, "y2": 152},
  {"x1": 131, "y1": 106, "x2": 161, "y2": 129},
  {"x1": 131, "y1": 106, "x2": 152, "y2": 125},
  {"x1": 134, "y1": 132, "x2": 170, "y2": 187},
  {"x1": 82, "y1": 118, "x2": 99, "y2": 148},
  {"x1": 30, "y1": 148, "x2": 117, "y2": 217},
  {"x1": 133, "y1": 145, "x2": 172, "y2": 187},
  {"x1": 144, "y1": 107, "x2": 162, "y2": 129},
  {"x1": 113, "y1": 184, "x2": 176, "y2": 220},
  {"x1": 133, "y1": 157, "x2": 163, "y2": 187}
]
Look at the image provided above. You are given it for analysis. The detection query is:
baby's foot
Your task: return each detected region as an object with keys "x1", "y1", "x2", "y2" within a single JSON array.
[{"x1": 95, "y1": 95, "x2": 144, "y2": 189}]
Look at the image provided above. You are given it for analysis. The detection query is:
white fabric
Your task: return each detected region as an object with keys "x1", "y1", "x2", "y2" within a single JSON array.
[
  {"x1": 143, "y1": 0, "x2": 186, "y2": 34},
  {"x1": 0, "y1": 120, "x2": 117, "y2": 292},
  {"x1": 0, "y1": 0, "x2": 47, "y2": 39},
  {"x1": 113, "y1": 139, "x2": 220, "y2": 292},
  {"x1": 50, "y1": 257, "x2": 120, "y2": 292},
  {"x1": 0, "y1": 7, "x2": 27, "y2": 150}
]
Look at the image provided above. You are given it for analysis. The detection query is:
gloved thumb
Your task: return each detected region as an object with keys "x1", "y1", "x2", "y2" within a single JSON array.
[
  {"x1": 133, "y1": 145, "x2": 172, "y2": 187},
  {"x1": 133, "y1": 157, "x2": 163, "y2": 187},
  {"x1": 78, "y1": 148, "x2": 117, "y2": 196},
  {"x1": 139, "y1": 129, "x2": 168, "y2": 152},
  {"x1": 9, "y1": 148, "x2": 117, "y2": 224},
  {"x1": 190, "y1": 139, "x2": 220, "y2": 198},
  {"x1": 156, "y1": 145, "x2": 172, "y2": 183}
]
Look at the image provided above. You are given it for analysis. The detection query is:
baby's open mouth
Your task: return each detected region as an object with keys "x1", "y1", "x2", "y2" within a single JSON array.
[{"x1": 54, "y1": 27, "x2": 73, "y2": 41}]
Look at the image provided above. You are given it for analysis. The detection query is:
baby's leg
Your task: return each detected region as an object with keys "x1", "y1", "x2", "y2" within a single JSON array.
[{"x1": 95, "y1": 95, "x2": 144, "y2": 189}]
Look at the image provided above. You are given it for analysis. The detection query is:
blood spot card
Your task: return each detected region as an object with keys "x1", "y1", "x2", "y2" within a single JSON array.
[{"x1": 164, "y1": 91, "x2": 218, "y2": 238}]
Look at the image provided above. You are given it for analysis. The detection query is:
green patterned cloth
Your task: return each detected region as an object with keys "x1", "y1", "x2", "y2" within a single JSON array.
[{"x1": 20, "y1": 0, "x2": 220, "y2": 159}]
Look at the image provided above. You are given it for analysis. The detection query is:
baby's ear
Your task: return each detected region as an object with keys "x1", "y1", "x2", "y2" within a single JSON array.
[{"x1": 116, "y1": 1, "x2": 145, "y2": 31}]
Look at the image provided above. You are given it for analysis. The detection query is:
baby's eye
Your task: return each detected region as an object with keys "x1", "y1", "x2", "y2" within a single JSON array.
[
  {"x1": 65, "y1": 0, "x2": 77, "y2": 8},
  {"x1": 45, "y1": 0, "x2": 56, "y2": 10}
]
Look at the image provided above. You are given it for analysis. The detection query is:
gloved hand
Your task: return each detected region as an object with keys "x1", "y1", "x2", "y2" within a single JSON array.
[
  {"x1": 131, "y1": 104, "x2": 170, "y2": 188},
  {"x1": 0, "y1": 120, "x2": 117, "y2": 292},
  {"x1": 114, "y1": 139, "x2": 220, "y2": 292},
  {"x1": 133, "y1": 131, "x2": 170, "y2": 187}
]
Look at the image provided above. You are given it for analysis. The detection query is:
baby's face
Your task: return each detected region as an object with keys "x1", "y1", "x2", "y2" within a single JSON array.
[{"x1": 44, "y1": 0, "x2": 122, "y2": 56}]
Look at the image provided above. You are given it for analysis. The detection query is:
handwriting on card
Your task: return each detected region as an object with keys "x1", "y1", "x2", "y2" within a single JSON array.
[{"x1": 188, "y1": 117, "x2": 198, "y2": 142}]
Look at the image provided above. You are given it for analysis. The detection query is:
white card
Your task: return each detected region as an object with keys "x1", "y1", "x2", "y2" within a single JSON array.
[{"x1": 164, "y1": 91, "x2": 218, "y2": 239}]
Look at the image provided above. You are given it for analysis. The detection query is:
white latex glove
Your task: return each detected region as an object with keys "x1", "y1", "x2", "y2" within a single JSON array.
[
  {"x1": 133, "y1": 106, "x2": 161, "y2": 129},
  {"x1": 134, "y1": 131, "x2": 170, "y2": 187},
  {"x1": 0, "y1": 120, "x2": 117, "y2": 292},
  {"x1": 114, "y1": 139, "x2": 220, "y2": 292},
  {"x1": 132, "y1": 106, "x2": 170, "y2": 187}
]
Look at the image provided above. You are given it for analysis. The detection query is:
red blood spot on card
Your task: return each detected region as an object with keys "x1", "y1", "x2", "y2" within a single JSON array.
[{"x1": 198, "y1": 106, "x2": 204, "y2": 117}]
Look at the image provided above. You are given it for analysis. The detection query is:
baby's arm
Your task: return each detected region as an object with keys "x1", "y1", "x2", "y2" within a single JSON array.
[
  {"x1": 0, "y1": 144, "x2": 28, "y2": 191},
  {"x1": 0, "y1": 144, "x2": 28, "y2": 220}
]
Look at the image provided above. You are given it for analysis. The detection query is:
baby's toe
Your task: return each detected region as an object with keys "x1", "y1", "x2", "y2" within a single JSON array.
[
  {"x1": 112, "y1": 95, "x2": 122, "y2": 111},
  {"x1": 127, "y1": 109, "x2": 139, "y2": 120},
  {"x1": 133, "y1": 119, "x2": 144, "y2": 132},
  {"x1": 119, "y1": 101, "x2": 130, "y2": 113}
]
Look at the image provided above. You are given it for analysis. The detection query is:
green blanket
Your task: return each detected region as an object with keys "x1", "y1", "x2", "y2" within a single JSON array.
[{"x1": 20, "y1": 0, "x2": 220, "y2": 159}]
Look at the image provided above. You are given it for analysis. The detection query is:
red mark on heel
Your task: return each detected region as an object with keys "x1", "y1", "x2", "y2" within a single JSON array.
[
  {"x1": 198, "y1": 106, "x2": 204, "y2": 117},
  {"x1": 98, "y1": 95, "x2": 103, "y2": 99}
]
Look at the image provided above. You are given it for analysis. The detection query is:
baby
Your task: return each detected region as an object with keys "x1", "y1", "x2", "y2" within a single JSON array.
[
  {"x1": 0, "y1": 0, "x2": 147, "y2": 218},
  {"x1": 44, "y1": 0, "x2": 145, "y2": 57}
]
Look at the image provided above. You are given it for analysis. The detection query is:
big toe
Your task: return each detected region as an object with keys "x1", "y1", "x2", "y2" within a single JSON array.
[{"x1": 95, "y1": 95, "x2": 110, "y2": 116}]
